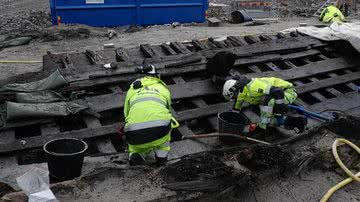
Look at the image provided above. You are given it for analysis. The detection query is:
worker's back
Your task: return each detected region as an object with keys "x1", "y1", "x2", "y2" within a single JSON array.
[
  {"x1": 124, "y1": 76, "x2": 172, "y2": 129},
  {"x1": 320, "y1": 5, "x2": 345, "y2": 23},
  {"x1": 237, "y1": 77, "x2": 293, "y2": 105}
]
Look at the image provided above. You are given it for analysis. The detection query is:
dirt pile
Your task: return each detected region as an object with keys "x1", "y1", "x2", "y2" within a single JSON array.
[
  {"x1": 163, "y1": 153, "x2": 232, "y2": 182},
  {"x1": 327, "y1": 114, "x2": 360, "y2": 140},
  {"x1": 237, "y1": 145, "x2": 292, "y2": 172},
  {"x1": 0, "y1": 10, "x2": 52, "y2": 34},
  {"x1": 0, "y1": 182, "x2": 15, "y2": 198},
  {"x1": 273, "y1": 0, "x2": 322, "y2": 17},
  {"x1": 162, "y1": 153, "x2": 251, "y2": 192}
]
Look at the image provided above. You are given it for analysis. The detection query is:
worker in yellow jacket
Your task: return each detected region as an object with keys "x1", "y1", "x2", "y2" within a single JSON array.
[
  {"x1": 222, "y1": 77, "x2": 307, "y2": 132},
  {"x1": 320, "y1": 5, "x2": 345, "y2": 23},
  {"x1": 123, "y1": 64, "x2": 179, "y2": 166}
]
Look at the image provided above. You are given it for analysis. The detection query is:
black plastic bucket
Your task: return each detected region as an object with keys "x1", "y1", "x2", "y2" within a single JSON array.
[
  {"x1": 43, "y1": 138, "x2": 88, "y2": 182},
  {"x1": 218, "y1": 111, "x2": 249, "y2": 144}
]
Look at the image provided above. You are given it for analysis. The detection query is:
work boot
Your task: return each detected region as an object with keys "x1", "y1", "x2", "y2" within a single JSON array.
[
  {"x1": 155, "y1": 156, "x2": 167, "y2": 167},
  {"x1": 285, "y1": 116, "x2": 308, "y2": 133},
  {"x1": 129, "y1": 153, "x2": 146, "y2": 166}
]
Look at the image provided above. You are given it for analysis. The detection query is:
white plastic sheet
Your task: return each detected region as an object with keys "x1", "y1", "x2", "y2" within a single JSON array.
[
  {"x1": 282, "y1": 22, "x2": 360, "y2": 53},
  {"x1": 16, "y1": 167, "x2": 57, "y2": 202}
]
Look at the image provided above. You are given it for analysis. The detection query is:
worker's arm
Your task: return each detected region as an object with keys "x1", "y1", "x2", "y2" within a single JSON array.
[
  {"x1": 123, "y1": 89, "x2": 133, "y2": 119},
  {"x1": 270, "y1": 87, "x2": 288, "y2": 114}
]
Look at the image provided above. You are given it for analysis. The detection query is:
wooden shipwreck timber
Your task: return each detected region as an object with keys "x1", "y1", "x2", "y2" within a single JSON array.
[{"x1": 0, "y1": 32, "x2": 359, "y2": 165}]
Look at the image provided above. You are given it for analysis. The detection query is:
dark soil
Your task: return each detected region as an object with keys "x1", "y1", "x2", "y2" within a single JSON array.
[
  {"x1": 236, "y1": 145, "x2": 292, "y2": 172},
  {"x1": 327, "y1": 115, "x2": 360, "y2": 140},
  {"x1": 163, "y1": 153, "x2": 232, "y2": 182},
  {"x1": 0, "y1": 182, "x2": 15, "y2": 198}
]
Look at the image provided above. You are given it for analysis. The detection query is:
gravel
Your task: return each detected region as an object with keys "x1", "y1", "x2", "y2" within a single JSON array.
[{"x1": 0, "y1": 10, "x2": 52, "y2": 34}]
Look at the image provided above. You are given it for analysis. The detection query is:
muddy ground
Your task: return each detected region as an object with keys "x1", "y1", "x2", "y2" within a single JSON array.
[
  {"x1": 0, "y1": 18, "x2": 322, "y2": 81},
  {"x1": 1, "y1": 129, "x2": 359, "y2": 202},
  {"x1": 0, "y1": 0, "x2": 360, "y2": 201}
]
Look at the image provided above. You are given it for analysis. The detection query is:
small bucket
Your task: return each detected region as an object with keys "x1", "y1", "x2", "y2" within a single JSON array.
[
  {"x1": 43, "y1": 138, "x2": 88, "y2": 182},
  {"x1": 218, "y1": 111, "x2": 249, "y2": 144}
]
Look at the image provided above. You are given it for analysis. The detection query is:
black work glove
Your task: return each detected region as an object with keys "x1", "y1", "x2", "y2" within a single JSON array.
[
  {"x1": 284, "y1": 116, "x2": 308, "y2": 133},
  {"x1": 155, "y1": 156, "x2": 167, "y2": 167},
  {"x1": 274, "y1": 104, "x2": 288, "y2": 115}
]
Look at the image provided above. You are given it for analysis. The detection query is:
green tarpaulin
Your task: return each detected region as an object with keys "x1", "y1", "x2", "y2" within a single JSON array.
[
  {"x1": 15, "y1": 91, "x2": 66, "y2": 103},
  {"x1": 6, "y1": 101, "x2": 89, "y2": 121},
  {"x1": 0, "y1": 70, "x2": 68, "y2": 92}
]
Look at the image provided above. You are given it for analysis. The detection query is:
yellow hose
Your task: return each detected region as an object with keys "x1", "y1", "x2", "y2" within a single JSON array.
[
  {"x1": 0, "y1": 60, "x2": 42, "y2": 64},
  {"x1": 320, "y1": 138, "x2": 360, "y2": 202}
]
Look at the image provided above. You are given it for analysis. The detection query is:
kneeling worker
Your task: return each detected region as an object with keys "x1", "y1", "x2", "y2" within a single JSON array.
[
  {"x1": 123, "y1": 64, "x2": 179, "y2": 166},
  {"x1": 320, "y1": 5, "x2": 345, "y2": 23},
  {"x1": 222, "y1": 76, "x2": 307, "y2": 132}
]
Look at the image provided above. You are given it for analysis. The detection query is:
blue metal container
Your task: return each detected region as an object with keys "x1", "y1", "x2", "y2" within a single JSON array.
[{"x1": 49, "y1": 0, "x2": 208, "y2": 26}]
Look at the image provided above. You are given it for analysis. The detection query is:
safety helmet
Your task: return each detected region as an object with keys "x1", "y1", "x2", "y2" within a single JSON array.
[
  {"x1": 136, "y1": 64, "x2": 160, "y2": 78},
  {"x1": 223, "y1": 79, "x2": 237, "y2": 100}
]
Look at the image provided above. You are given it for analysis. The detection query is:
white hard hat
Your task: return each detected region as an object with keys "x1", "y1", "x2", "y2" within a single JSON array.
[{"x1": 223, "y1": 79, "x2": 237, "y2": 100}]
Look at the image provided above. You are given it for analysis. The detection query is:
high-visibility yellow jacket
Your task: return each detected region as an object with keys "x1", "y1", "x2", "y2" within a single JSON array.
[
  {"x1": 124, "y1": 76, "x2": 178, "y2": 145},
  {"x1": 234, "y1": 77, "x2": 294, "y2": 110},
  {"x1": 320, "y1": 5, "x2": 345, "y2": 23}
]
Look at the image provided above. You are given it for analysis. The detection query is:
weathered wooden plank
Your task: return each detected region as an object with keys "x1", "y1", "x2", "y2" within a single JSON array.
[
  {"x1": 247, "y1": 65, "x2": 262, "y2": 73},
  {"x1": 161, "y1": 43, "x2": 177, "y2": 55},
  {"x1": 64, "y1": 48, "x2": 324, "y2": 89},
  {"x1": 227, "y1": 36, "x2": 245, "y2": 46},
  {"x1": 177, "y1": 103, "x2": 230, "y2": 122},
  {"x1": 208, "y1": 38, "x2": 227, "y2": 48},
  {"x1": 223, "y1": 39, "x2": 235, "y2": 47},
  {"x1": 2, "y1": 81, "x2": 359, "y2": 153},
  {"x1": 82, "y1": 58, "x2": 359, "y2": 113},
  {"x1": 284, "y1": 60, "x2": 327, "y2": 102},
  {"x1": 63, "y1": 63, "x2": 206, "y2": 91},
  {"x1": 259, "y1": 35, "x2": 273, "y2": 41},
  {"x1": 83, "y1": 116, "x2": 117, "y2": 153},
  {"x1": 244, "y1": 35, "x2": 260, "y2": 44},
  {"x1": 246, "y1": 58, "x2": 360, "y2": 80},
  {"x1": 140, "y1": 44, "x2": 160, "y2": 58},
  {"x1": 310, "y1": 92, "x2": 360, "y2": 112},
  {"x1": 170, "y1": 42, "x2": 191, "y2": 54},
  {"x1": 282, "y1": 49, "x2": 320, "y2": 60},
  {"x1": 0, "y1": 124, "x2": 119, "y2": 153},
  {"x1": 296, "y1": 72, "x2": 360, "y2": 94},
  {"x1": 0, "y1": 131, "x2": 15, "y2": 145},
  {"x1": 86, "y1": 79, "x2": 217, "y2": 112},
  {"x1": 40, "y1": 124, "x2": 60, "y2": 136},
  {"x1": 0, "y1": 102, "x2": 230, "y2": 153},
  {"x1": 176, "y1": 125, "x2": 195, "y2": 137},
  {"x1": 4, "y1": 62, "x2": 359, "y2": 132},
  {"x1": 302, "y1": 58, "x2": 341, "y2": 99},
  {"x1": 191, "y1": 40, "x2": 208, "y2": 51}
]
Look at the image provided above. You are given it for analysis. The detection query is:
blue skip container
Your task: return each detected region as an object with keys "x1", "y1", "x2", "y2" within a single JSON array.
[{"x1": 49, "y1": 0, "x2": 208, "y2": 26}]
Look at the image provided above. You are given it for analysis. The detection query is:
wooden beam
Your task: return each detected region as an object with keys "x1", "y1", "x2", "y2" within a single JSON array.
[
  {"x1": 246, "y1": 58, "x2": 360, "y2": 80},
  {"x1": 161, "y1": 43, "x2": 177, "y2": 55},
  {"x1": 310, "y1": 92, "x2": 360, "y2": 112},
  {"x1": 170, "y1": 42, "x2": 191, "y2": 54},
  {"x1": 0, "y1": 102, "x2": 230, "y2": 154},
  {"x1": 83, "y1": 116, "x2": 117, "y2": 154},
  {"x1": 191, "y1": 40, "x2": 208, "y2": 51},
  {"x1": 227, "y1": 36, "x2": 247, "y2": 46},
  {"x1": 296, "y1": 72, "x2": 360, "y2": 94},
  {"x1": 86, "y1": 79, "x2": 218, "y2": 112},
  {"x1": 140, "y1": 44, "x2": 160, "y2": 58}
]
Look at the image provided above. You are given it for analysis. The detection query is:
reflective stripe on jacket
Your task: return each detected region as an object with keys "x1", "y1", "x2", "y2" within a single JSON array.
[
  {"x1": 124, "y1": 77, "x2": 178, "y2": 143},
  {"x1": 234, "y1": 77, "x2": 294, "y2": 110}
]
